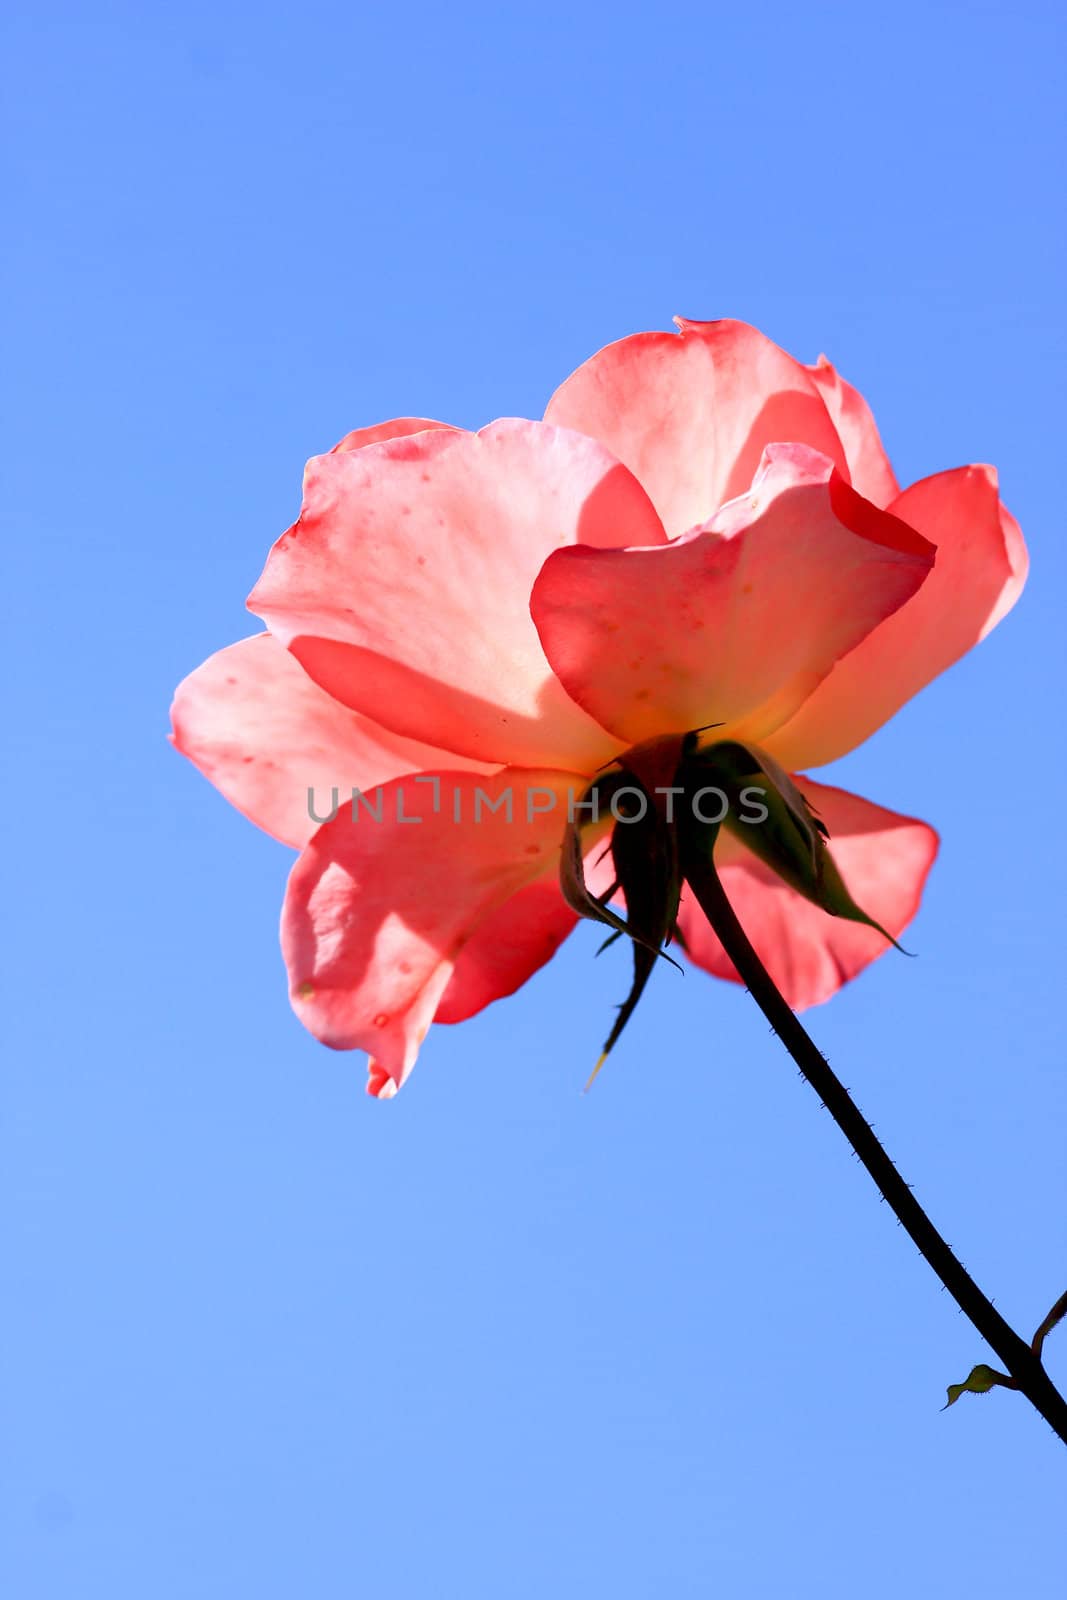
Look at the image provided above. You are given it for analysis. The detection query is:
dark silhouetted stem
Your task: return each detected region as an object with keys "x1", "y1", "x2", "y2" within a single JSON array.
[{"x1": 683, "y1": 849, "x2": 1067, "y2": 1445}]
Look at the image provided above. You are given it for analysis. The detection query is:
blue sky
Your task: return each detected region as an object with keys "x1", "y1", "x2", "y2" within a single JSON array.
[{"x1": 4, "y1": 1, "x2": 1065, "y2": 1594}]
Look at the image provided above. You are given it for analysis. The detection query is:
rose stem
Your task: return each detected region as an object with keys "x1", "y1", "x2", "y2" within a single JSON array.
[{"x1": 682, "y1": 848, "x2": 1067, "y2": 1445}]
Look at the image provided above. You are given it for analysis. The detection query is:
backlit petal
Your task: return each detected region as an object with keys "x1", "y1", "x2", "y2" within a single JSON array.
[
  {"x1": 545, "y1": 318, "x2": 849, "y2": 537},
  {"x1": 250, "y1": 419, "x2": 665, "y2": 769},
  {"x1": 282, "y1": 769, "x2": 582, "y2": 1095},
  {"x1": 679, "y1": 777, "x2": 938, "y2": 1009},
  {"x1": 531, "y1": 444, "x2": 933, "y2": 748},
  {"x1": 170, "y1": 632, "x2": 490, "y2": 848},
  {"x1": 433, "y1": 877, "x2": 577, "y2": 1024},
  {"x1": 434, "y1": 823, "x2": 617, "y2": 1024},
  {"x1": 807, "y1": 355, "x2": 899, "y2": 507},
  {"x1": 765, "y1": 466, "x2": 1028, "y2": 770},
  {"x1": 330, "y1": 417, "x2": 457, "y2": 454}
]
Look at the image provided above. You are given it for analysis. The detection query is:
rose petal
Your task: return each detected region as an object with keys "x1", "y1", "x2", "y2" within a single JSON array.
[
  {"x1": 544, "y1": 318, "x2": 849, "y2": 538},
  {"x1": 807, "y1": 355, "x2": 899, "y2": 507},
  {"x1": 170, "y1": 633, "x2": 492, "y2": 848},
  {"x1": 433, "y1": 877, "x2": 578, "y2": 1024},
  {"x1": 249, "y1": 419, "x2": 665, "y2": 769},
  {"x1": 531, "y1": 444, "x2": 934, "y2": 748},
  {"x1": 679, "y1": 777, "x2": 938, "y2": 1010},
  {"x1": 765, "y1": 466, "x2": 1028, "y2": 770},
  {"x1": 282, "y1": 769, "x2": 583, "y2": 1095},
  {"x1": 330, "y1": 418, "x2": 457, "y2": 454},
  {"x1": 434, "y1": 823, "x2": 617, "y2": 1024}
]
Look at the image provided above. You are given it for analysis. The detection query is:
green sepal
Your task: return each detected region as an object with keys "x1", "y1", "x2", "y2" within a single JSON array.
[
  {"x1": 684, "y1": 741, "x2": 904, "y2": 950},
  {"x1": 559, "y1": 768, "x2": 668, "y2": 953},
  {"x1": 560, "y1": 767, "x2": 684, "y2": 1085}
]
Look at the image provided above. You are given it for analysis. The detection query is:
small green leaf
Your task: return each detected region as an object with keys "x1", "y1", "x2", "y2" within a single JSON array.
[{"x1": 943, "y1": 1363, "x2": 1017, "y2": 1410}]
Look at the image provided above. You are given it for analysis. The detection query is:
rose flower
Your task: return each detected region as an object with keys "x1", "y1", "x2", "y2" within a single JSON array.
[{"x1": 171, "y1": 319, "x2": 1026, "y2": 1097}]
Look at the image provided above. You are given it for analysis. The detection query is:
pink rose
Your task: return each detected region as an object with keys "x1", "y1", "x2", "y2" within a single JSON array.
[{"x1": 171, "y1": 319, "x2": 1026, "y2": 1097}]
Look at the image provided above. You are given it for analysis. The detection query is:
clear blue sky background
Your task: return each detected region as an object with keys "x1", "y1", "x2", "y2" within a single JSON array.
[{"x1": 4, "y1": 2, "x2": 1065, "y2": 1594}]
